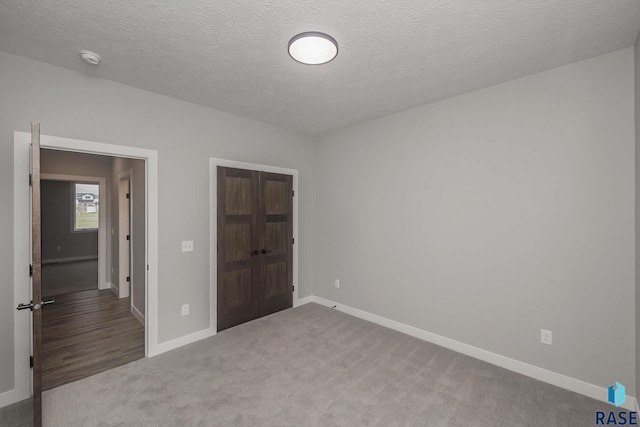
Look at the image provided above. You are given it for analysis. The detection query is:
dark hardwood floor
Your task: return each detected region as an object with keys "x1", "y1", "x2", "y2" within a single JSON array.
[{"x1": 42, "y1": 289, "x2": 144, "y2": 390}]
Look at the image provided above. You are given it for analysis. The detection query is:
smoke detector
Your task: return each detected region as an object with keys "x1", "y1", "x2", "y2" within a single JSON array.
[{"x1": 79, "y1": 50, "x2": 101, "y2": 65}]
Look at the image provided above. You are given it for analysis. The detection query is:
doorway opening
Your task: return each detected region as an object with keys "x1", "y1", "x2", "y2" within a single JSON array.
[
  {"x1": 38, "y1": 149, "x2": 145, "y2": 391},
  {"x1": 40, "y1": 176, "x2": 106, "y2": 296},
  {"x1": 13, "y1": 130, "x2": 160, "y2": 419}
]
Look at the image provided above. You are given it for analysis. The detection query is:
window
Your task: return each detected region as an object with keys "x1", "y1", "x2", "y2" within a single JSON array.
[{"x1": 73, "y1": 182, "x2": 99, "y2": 231}]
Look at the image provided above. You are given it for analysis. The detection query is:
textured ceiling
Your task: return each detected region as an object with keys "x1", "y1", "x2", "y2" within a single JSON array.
[{"x1": 1, "y1": 1, "x2": 639, "y2": 135}]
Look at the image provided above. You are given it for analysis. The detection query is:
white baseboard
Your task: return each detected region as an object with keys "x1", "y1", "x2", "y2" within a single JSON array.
[
  {"x1": 0, "y1": 389, "x2": 16, "y2": 408},
  {"x1": 131, "y1": 305, "x2": 145, "y2": 326},
  {"x1": 42, "y1": 255, "x2": 98, "y2": 264},
  {"x1": 153, "y1": 328, "x2": 216, "y2": 356},
  {"x1": 294, "y1": 295, "x2": 313, "y2": 307},
  {"x1": 109, "y1": 282, "x2": 118, "y2": 297},
  {"x1": 310, "y1": 296, "x2": 638, "y2": 411}
]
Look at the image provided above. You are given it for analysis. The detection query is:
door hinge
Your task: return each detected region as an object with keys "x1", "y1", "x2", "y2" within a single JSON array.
[
  {"x1": 126, "y1": 235, "x2": 130, "y2": 241},
  {"x1": 126, "y1": 276, "x2": 130, "y2": 282},
  {"x1": 292, "y1": 190, "x2": 295, "y2": 197},
  {"x1": 29, "y1": 173, "x2": 32, "y2": 186},
  {"x1": 126, "y1": 193, "x2": 130, "y2": 199},
  {"x1": 292, "y1": 285, "x2": 295, "y2": 293},
  {"x1": 292, "y1": 238, "x2": 295, "y2": 245},
  {"x1": 29, "y1": 264, "x2": 33, "y2": 277},
  {"x1": 29, "y1": 356, "x2": 33, "y2": 368}
]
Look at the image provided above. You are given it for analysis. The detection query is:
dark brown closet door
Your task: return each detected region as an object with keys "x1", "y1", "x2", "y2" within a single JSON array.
[
  {"x1": 259, "y1": 172, "x2": 293, "y2": 317},
  {"x1": 217, "y1": 167, "x2": 261, "y2": 331},
  {"x1": 217, "y1": 167, "x2": 293, "y2": 332}
]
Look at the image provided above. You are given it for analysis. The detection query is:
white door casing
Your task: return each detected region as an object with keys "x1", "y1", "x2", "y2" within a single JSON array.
[{"x1": 13, "y1": 131, "x2": 159, "y2": 407}]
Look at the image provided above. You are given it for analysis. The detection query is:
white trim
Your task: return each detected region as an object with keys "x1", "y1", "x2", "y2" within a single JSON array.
[
  {"x1": 309, "y1": 296, "x2": 638, "y2": 411},
  {"x1": 0, "y1": 389, "x2": 16, "y2": 408},
  {"x1": 154, "y1": 328, "x2": 216, "y2": 355},
  {"x1": 13, "y1": 134, "x2": 31, "y2": 404},
  {"x1": 41, "y1": 173, "x2": 107, "y2": 290},
  {"x1": 131, "y1": 306, "x2": 145, "y2": 326},
  {"x1": 209, "y1": 158, "x2": 299, "y2": 333},
  {"x1": 109, "y1": 282, "x2": 118, "y2": 297},
  {"x1": 294, "y1": 296, "x2": 313, "y2": 307},
  {"x1": 42, "y1": 255, "x2": 98, "y2": 264},
  {"x1": 12, "y1": 131, "x2": 160, "y2": 408}
]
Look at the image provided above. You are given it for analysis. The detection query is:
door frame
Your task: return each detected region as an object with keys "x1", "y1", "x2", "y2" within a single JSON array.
[
  {"x1": 40, "y1": 173, "x2": 108, "y2": 290},
  {"x1": 209, "y1": 158, "x2": 300, "y2": 333},
  {"x1": 13, "y1": 131, "x2": 160, "y2": 405},
  {"x1": 117, "y1": 170, "x2": 133, "y2": 299}
]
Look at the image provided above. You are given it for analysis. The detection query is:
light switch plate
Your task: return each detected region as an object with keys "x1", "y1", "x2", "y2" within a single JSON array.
[{"x1": 181, "y1": 240, "x2": 194, "y2": 252}]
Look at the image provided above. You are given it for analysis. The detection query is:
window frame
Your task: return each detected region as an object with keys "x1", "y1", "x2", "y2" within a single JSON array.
[{"x1": 71, "y1": 181, "x2": 100, "y2": 233}]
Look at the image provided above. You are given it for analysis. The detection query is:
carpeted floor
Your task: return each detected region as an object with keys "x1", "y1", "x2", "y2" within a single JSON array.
[
  {"x1": 4, "y1": 303, "x2": 613, "y2": 426},
  {"x1": 42, "y1": 259, "x2": 98, "y2": 296}
]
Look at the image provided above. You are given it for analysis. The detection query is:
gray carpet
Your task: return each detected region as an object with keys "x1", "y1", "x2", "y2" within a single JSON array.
[
  {"x1": 6, "y1": 303, "x2": 613, "y2": 426},
  {"x1": 42, "y1": 259, "x2": 98, "y2": 296}
]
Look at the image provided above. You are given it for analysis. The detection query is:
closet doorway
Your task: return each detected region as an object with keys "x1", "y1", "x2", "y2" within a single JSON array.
[{"x1": 216, "y1": 166, "x2": 294, "y2": 331}]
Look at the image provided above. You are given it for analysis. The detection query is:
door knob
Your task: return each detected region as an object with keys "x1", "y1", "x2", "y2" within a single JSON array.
[
  {"x1": 260, "y1": 249, "x2": 272, "y2": 254},
  {"x1": 251, "y1": 250, "x2": 260, "y2": 256}
]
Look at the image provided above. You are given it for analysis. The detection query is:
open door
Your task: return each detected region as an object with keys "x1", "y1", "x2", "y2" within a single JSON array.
[
  {"x1": 29, "y1": 122, "x2": 42, "y2": 426},
  {"x1": 15, "y1": 123, "x2": 53, "y2": 426}
]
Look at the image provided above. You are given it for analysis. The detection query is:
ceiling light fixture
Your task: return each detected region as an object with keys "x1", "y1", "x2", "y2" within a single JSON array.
[
  {"x1": 288, "y1": 32, "x2": 338, "y2": 65},
  {"x1": 79, "y1": 50, "x2": 101, "y2": 65}
]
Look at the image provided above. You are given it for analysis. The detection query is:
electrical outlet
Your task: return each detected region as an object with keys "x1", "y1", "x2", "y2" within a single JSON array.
[
  {"x1": 541, "y1": 329, "x2": 552, "y2": 345},
  {"x1": 181, "y1": 240, "x2": 194, "y2": 252},
  {"x1": 181, "y1": 304, "x2": 189, "y2": 316},
  {"x1": 56, "y1": 246, "x2": 62, "y2": 252},
  {"x1": 335, "y1": 279, "x2": 340, "y2": 289}
]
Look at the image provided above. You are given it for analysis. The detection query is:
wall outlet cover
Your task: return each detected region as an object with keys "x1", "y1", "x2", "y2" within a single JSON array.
[
  {"x1": 335, "y1": 279, "x2": 340, "y2": 288},
  {"x1": 181, "y1": 240, "x2": 194, "y2": 252},
  {"x1": 181, "y1": 304, "x2": 189, "y2": 316},
  {"x1": 541, "y1": 329, "x2": 552, "y2": 345}
]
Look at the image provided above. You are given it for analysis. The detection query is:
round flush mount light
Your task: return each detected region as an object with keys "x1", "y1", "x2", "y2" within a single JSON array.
[
  {"x1": 288, "y1": 32, "x2": 338, "y2": 65},
  {"x1": 79, "y1": 50, "x2": 101, "y2": 65}
]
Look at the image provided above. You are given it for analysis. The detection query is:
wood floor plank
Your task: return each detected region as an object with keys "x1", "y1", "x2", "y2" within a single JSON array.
[{"x1": 41, "y1": 289, "x2": 144, "y2": 391}]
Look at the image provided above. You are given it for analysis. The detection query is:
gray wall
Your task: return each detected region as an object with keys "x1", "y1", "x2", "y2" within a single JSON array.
[
  {"x1": 111, "y1": 157, "x2": 146, "y2": 315},
  {"x1": 0, "y1": 50, "x2": 315, "y2": 395},
  {"x1": 41, "y1": 180, "x2": 97, "y2": 261},
  {"x1": 314, "y1": 49, "x2": 636, "y2": 394}
]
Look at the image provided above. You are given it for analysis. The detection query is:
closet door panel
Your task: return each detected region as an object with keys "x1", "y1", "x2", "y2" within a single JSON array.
[
  {"x1": 259, "y1": 172, "x2": 293, "y2": 316},
  {"x1": 217, "y1": 167, "x2": 261, "y2": 331}
]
